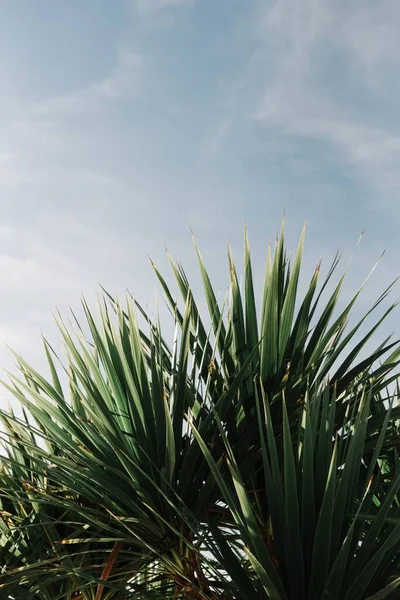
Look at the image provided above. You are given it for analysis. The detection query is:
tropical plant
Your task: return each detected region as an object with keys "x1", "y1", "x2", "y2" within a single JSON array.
[{"x1": 1, "y1": 223, "x2": 400, "y2": 599}]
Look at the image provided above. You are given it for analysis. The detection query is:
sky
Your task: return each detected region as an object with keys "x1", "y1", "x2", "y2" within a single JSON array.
[{"x1": 0, "y1": 0, "x2": 400, "y2": 406}]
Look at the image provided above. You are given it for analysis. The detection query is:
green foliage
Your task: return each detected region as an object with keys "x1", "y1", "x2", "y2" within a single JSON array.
[{"x1": 1, "y1": 224, "x2": 400, "y2": 599}]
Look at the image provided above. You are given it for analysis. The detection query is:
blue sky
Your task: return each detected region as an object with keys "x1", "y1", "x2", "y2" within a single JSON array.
[{"x1": 0, "y1": 0, "x2": 399, "y2": 403}]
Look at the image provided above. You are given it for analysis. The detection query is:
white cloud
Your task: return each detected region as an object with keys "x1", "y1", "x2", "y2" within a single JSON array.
[
  {"x1": 340, "y1": 2, "x2": 400, "y2": 73},
  {"x1": 255, "y1": 0, "x2": 400, "y2": 195}
]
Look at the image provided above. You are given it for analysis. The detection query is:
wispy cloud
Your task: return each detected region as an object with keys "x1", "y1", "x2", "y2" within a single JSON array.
[
  {"x1": 96, "y1": 50, "x2": 142, "y2": 99},
  {"x1": 255, "y1": 0, "x2": 400, "y2": 196},
  {"x1": 27, "y1": 51, "x2": 143, "y2": 119}
]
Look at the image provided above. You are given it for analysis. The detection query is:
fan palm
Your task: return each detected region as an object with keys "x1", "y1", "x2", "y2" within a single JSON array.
[{"x1": 1, "y1": 223, "x2": 400, "y2": 599}]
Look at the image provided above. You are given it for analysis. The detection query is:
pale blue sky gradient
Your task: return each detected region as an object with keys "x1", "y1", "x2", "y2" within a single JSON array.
[{"x1": 0, "y1": 0, "x2": 399, "y2": 403}]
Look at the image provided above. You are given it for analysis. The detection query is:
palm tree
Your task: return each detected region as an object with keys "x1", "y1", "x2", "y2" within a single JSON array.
[{"x1": 1, "y1": 223, "x2": 400, "y2": 599}]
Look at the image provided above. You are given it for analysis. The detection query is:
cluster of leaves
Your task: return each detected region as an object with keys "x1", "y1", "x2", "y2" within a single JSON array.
[{"x1": 1, "y1": 224, "x2": 400, "y2": 599}]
